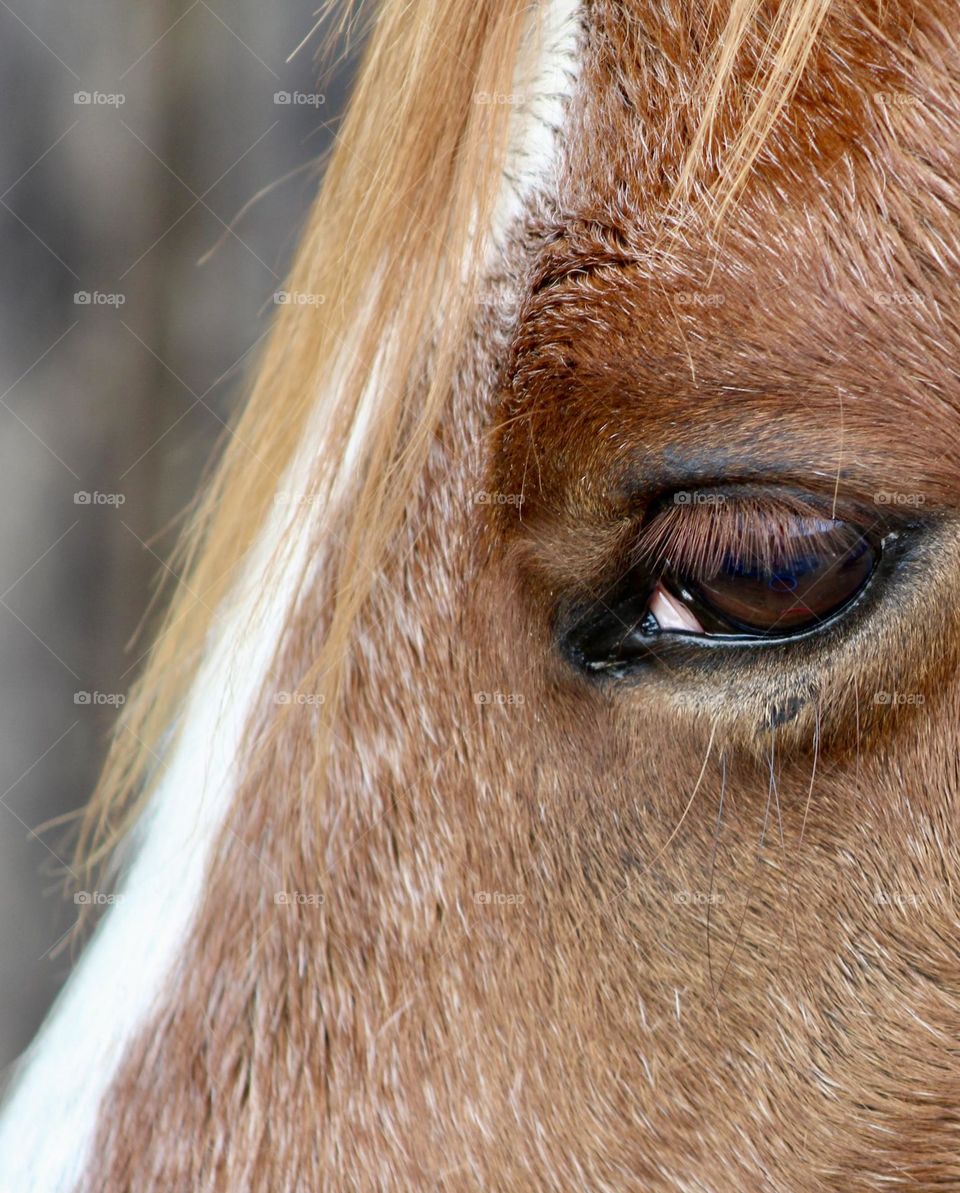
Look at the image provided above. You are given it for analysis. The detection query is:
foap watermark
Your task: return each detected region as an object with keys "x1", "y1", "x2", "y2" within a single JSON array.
[
  {"x1": 876, "y1": 291, "x2": 925, "y2": 307},
  {"x1": 673, "y1": 890, "x2": 724, "y2": 906},
  {"x1": 274, "y1": 690, "x2": 326, "y2": 706},
  {"x1": 473, "y1": 891, "x2": 525, "y2": 906},
  {"x1": 874, "y1": 490, "x2": 925, "y2": 507},
  {"x1": 74, "y1": 490, "x2": 125, "y2": 506},
  {"x1": 274, "y1": 290, "x2": 325, "y2": 306},
  {"x1": 74, "y1": 90, "x2": 126, "y2": 107},
  {"x1": 273, "y1": 490, "x2": 323, "y2": 508},
  {"x1": 675, "y1": 291, "x2": 725, "y2": 307},
  {"x1": 874, "y1": 91, "x2": 922, "y2": 108},
  {"x1": 474, "y1": 91, "x2": 525, "y2": 107},
  {"x1": 74, "y1": 889, "x2": 125, "y2": 905},
  {"x1": 673, "y1": 490, "x2": 726, "y2": 506},
  {"x1": 273, "y1": 90, "x2": 326, "y2": 107},
  {"x1": 74, "y1": 691, "x2": 126, "y2": 706},
  {"x1": 474, "y1": 691, "x2": 525, "y2": 706},
  {"x1": 474, "y1": 491, "x2": 524, "y2": 506},
  {"x1": 74, "y1": 290, "x2": 125, "y2": 307},
  {"x1": 874, "y1": 691, "x2": 924, "y2": 706},
  {"x1": 274, "y1": 891, "x2": 325, "y2": 906}
]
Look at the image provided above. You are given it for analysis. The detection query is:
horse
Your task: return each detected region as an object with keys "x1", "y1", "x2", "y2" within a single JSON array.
[{"x1": 3, "y1": 0, "x2": 960, "y2": 1187}]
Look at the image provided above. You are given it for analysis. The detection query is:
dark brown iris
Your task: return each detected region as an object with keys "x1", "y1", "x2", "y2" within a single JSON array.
[{"x1": 674, "y1": 517, "x2": 875, "y2": 635}]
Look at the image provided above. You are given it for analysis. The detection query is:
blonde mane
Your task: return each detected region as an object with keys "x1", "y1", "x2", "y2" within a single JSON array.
[{"x1": 76, "y1": 0, "x2": 840, "y2": 873}]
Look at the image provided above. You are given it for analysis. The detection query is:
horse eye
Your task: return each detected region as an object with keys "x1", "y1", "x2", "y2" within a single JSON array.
[
  {"x1": 660, "y1": 517, "x2": 876, "y2": 637},
  {"x1": 557, "y1": 503, "x2": 893, "y2": 676}
]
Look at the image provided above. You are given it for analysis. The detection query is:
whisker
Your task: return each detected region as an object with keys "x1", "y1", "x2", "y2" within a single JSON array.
[
  {"x1": 706, "y1": 750, "x2": 727, "y2": 1002},
  {"x1": 831, "y1": 386, "x2": 845, "y2": 520},
  {"x1": 714, "y1": 734, "x2": 775, "y2": 1002},
  {"x1": 769, "y1": 735, "x2": 785, "y2": 850},
  {"x1": 634, "y1": 721, "x2": 717, "y2": 883},
  {"x1": 790, "y1": 698, "x2": 821, "y2": 976},
  {"x1": 853, "y1": 672, "x2": 862, "y2": 812}
]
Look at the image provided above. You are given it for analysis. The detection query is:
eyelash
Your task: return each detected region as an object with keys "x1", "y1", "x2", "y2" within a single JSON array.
[{"x1": 632, "y1": 492, "x2": 859, "y2": 583}]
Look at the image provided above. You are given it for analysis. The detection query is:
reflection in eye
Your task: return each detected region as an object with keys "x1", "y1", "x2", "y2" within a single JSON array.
[
  {"x1": 638, "y1": 497, "x2": 878, "y2": 638},
  {"x1": 682, "y1": 522, "x2": 874, "y2": 633}
]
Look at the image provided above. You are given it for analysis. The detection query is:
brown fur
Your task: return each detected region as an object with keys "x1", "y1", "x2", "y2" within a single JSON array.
[{"x1": 85, "y1": 0, "x2": 960, "y2": 1188}]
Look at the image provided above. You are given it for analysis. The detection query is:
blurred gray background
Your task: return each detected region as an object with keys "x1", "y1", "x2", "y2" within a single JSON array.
[{"x1": 0, "y1": 0, "x2": 352, "y2": 1073}]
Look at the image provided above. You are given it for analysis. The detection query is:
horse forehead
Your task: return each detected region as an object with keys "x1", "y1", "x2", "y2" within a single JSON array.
[
  {"x1": 503, "y1": 244, "x2": 960, "y2": 519},
  {"x1": 557, "y1": 1, "x2": 958, "y2": 242},
  {"x1": 496, "y1": 5, "x2": 960, "y2": 500}
]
